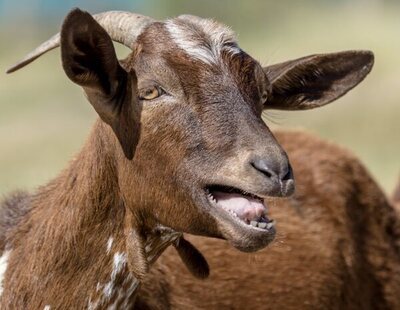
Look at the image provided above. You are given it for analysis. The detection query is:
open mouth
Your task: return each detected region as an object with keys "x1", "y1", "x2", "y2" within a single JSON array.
[{"x1": 205, "y1": 185, "x2": 275, "y2": 230}]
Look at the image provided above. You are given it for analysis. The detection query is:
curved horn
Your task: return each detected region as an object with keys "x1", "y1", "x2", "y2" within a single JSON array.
[{"x1": 6, "y1": 10, "x2": 154, "y2": 74}]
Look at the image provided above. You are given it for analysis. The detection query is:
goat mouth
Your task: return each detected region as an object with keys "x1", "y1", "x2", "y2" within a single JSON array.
[{"x1": 205, "y1": 185, "x2": 275, "y2": 231}]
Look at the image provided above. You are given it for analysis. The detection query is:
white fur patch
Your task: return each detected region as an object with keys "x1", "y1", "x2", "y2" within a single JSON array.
[
  {"x1": 0, "y1": 250, "x2": 11, "y2": 296},
  {"x1": 107, "y1": 274, "x2": 139, "y2": 310},
  {"x1": 106, "y1": 237, "x2": 113, "y2": 255},
  {"x1": 165, "y1": 15, "x2": 241, "y2": 64},
  {"x1": 43, "y1": 306, "x2": 51, "y2": 310},
  {"x1": 88, "y1": 252, "x2": 139, "y2": 309},
  {"x1": 88, "y1": 227, "x2": 180, "y2": 309},
  {"x1": 103, "y1": 252, "x2": 127, "y2": 298}
]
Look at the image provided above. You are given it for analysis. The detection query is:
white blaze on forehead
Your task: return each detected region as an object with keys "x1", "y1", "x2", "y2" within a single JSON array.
[
  {"x1": 0, "y1": 250, "x2": 11, "y2": 296},
  {"x1": 165, "y1": 15, "x2": 241, "y2": 65}
]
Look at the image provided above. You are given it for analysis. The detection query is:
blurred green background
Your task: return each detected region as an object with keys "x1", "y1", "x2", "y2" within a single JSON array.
[{"x1": 0, "y1": 0, "x2": 398, "y2": 196}]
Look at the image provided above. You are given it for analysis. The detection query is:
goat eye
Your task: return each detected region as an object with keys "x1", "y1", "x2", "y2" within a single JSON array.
[{"x1": 140, "y1": 86, "x2": 164, "y2": 100}]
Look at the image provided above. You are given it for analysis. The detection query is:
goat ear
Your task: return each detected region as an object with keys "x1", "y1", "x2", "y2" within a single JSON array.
[
  {"x1": 60, "y1": 8, "x2": 139, "y2": 159},
  {"x1": 263, "y1": 50, "x2": 374, "y2": 110}
]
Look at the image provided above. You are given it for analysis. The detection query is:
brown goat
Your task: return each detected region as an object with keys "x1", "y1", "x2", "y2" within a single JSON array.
[
  {"x1": 137, "y1": 131, "x2": 400, "y2": 310},
  {"x1": 1, "y1": 9, "x2": 375, "y2": 309}
]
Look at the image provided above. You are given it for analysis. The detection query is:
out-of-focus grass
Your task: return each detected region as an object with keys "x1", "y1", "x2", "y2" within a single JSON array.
[{"x1": 0, "y1": 1, "x2": 399, "y2": 196}]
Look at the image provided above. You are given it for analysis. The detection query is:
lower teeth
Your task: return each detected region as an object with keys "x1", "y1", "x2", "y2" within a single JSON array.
[
  {"x1": 258, "y1": 222, "x2": 267, "y2": 229},
  {"x1": 217, "y1": 201, "x2": 274, "y2": 230},
  {"x1": 249, "y1": 220, "x2": 274, "y2": 229},
  {"x1": 250, "y1": 221, "x2": 258, "y2": 227}
]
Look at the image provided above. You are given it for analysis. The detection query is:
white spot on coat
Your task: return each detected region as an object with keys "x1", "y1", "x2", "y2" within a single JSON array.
[
  {"x1": 88, "y1": 252, "x2": 134, "y2": 309},
  {"x1": 87, "y1": 227, "x2": 180, "y2": 309},
  {"x1": 106, "y1": 237, "x2": 113, "y2": 255},
  {"x1": 0, "y1": 250, "x2": 11, "y2": 296},
  {"x1": 43, "y1": 306, "x2": 51, "y2": 310},
  {"x1": 103, "y1": 252, "x2": 127, "y2": 298}
]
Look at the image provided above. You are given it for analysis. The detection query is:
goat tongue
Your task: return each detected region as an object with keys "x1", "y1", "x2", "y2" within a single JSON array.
[{"x1": 212, "y1": 191, "x2": 266, "y2": 222}]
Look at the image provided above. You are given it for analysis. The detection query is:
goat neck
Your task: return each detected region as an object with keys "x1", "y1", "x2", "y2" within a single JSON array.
[{"x1": 1, "y1": 121, "x2": 181, "y2": 309}]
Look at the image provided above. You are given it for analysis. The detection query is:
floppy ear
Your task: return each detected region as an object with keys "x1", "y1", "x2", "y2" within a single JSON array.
[
  {"x1": 263, "y1": 50, "x2": 374, "y2": 110},
  {"x1": 60, "y1": 8, "x2": 139, "y2": 159}
]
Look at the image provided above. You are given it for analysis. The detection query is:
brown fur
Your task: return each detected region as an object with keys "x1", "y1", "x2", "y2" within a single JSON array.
[
  {"x1": 137, "y1": 131, "x2": 400, "y2": 310},
  {"x1": 1, "y1": 8, "x2": 377, "y2": 309},
  {"x1": 0, "y1": 191, "x2": 30, "y2": 253},
  {"x1": 1, "y1": 122, "x2": 129, "y2": 308}
]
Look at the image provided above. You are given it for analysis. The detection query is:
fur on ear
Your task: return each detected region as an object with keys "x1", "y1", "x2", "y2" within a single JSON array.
[
  {"x1": 174, "y1": 236, "x2": 210, "y2": 279},
  {"x1": 263, "y1": 50, "x2": 374, "y2": 110}
]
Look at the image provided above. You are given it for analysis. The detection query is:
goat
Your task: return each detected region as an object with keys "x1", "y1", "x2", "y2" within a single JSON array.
[
  {"x1": 137, "y1": 131, "x2": 400, "y2": 309},
  {"x1": 1, "y1": 8, "x2": 374, "y2": 309}
]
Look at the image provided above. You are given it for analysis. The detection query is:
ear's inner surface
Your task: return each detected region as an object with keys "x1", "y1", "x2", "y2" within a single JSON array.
[
  {"x1": 263, "y1": 50, "x2": 374, "y2": 110},
  {"x1": 60, "y1": 9, "x2": 140, "y2": 159}
]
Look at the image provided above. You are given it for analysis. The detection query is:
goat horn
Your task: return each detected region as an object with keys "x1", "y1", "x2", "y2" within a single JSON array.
[{"x1": 6, "y1": 10, "x2": 154, "y2": 74}]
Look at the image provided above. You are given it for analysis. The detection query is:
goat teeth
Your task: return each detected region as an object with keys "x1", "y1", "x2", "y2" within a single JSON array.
[
  {"x1": 250, "y1": 221, "x2": 258, "y2": 227},
  {"x1": 208, "y1": 194, "x2": 217, "y2": 203},
  {"x1": 266, "y1": 221, "x2": 275, "y2": 229},
  {"x1": 258, "y1": 222, "x2": 267, "y2": 229}
]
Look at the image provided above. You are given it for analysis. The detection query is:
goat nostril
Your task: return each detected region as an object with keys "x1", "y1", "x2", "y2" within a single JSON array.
[
  {"x1": 251, "y1": 158, "x2": 293, "y2": 182},
  {"x1": 281, "y1": 164, "x2": 294, "y2": 182},
  {"x1": 251, "y1": 159, "x2": 274, "y2": 178}
]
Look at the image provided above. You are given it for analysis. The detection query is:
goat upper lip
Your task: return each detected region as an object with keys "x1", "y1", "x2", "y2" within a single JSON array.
[{"x1": 205, "y1": 185, "x2": 275, "y2": 231}]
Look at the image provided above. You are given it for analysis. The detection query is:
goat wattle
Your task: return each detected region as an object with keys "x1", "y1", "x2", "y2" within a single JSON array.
[{"x1": 212, "y1": 192, "x2": 266, "y2": 222}]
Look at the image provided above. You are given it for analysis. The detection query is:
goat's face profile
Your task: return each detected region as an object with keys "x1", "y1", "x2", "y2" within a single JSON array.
[{"x1": 8, "y1": 9, "x2": 374, "y2": 251}]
